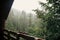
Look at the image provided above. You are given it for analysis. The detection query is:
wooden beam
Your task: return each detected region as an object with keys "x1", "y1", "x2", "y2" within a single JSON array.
[{"x1": 0, "y1": 0, "x2": 14, "y2": 40}]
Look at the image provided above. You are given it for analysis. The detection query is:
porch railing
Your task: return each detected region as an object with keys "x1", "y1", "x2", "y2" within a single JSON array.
[{"x1": 3, "y1": 29, "x2": 44, "y2": 40}]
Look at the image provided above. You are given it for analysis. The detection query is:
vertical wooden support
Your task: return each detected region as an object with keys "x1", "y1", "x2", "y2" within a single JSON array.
[
  {"x1": 0, "y1": 0, "x2": 14, "y2": 40},
  {"x1": 17, "y1": 33, "x2": 20, "y2": 40},
  {"x1": 8, "y1": 31, "x2": 10, "y2": 40},
  {"x1": 0, "y1": 19, "x2": 5, "y2": 40}
]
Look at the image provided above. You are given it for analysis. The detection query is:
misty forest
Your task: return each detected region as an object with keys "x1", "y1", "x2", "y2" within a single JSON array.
[{"x1": 5, "y1": 0, "x2": 60, "y2": 40}]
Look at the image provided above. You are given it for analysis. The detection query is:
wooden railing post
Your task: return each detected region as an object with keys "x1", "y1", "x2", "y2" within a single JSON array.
[
  {"x1": 8, "y1": 30, "x2": 10, "y2": 40},
  {"x1": 16, "y1": 33, "x2": 20, "y2": 40}
]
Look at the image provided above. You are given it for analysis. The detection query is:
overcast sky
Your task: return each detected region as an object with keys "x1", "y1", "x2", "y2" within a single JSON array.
[{"x1": 12, "y1": 0, "x2": 46, "y2": 13}]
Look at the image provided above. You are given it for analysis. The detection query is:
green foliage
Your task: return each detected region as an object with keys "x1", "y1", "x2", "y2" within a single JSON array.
[{"x1": 34, "y1": 0, "x2": 60, "y2": 40}]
